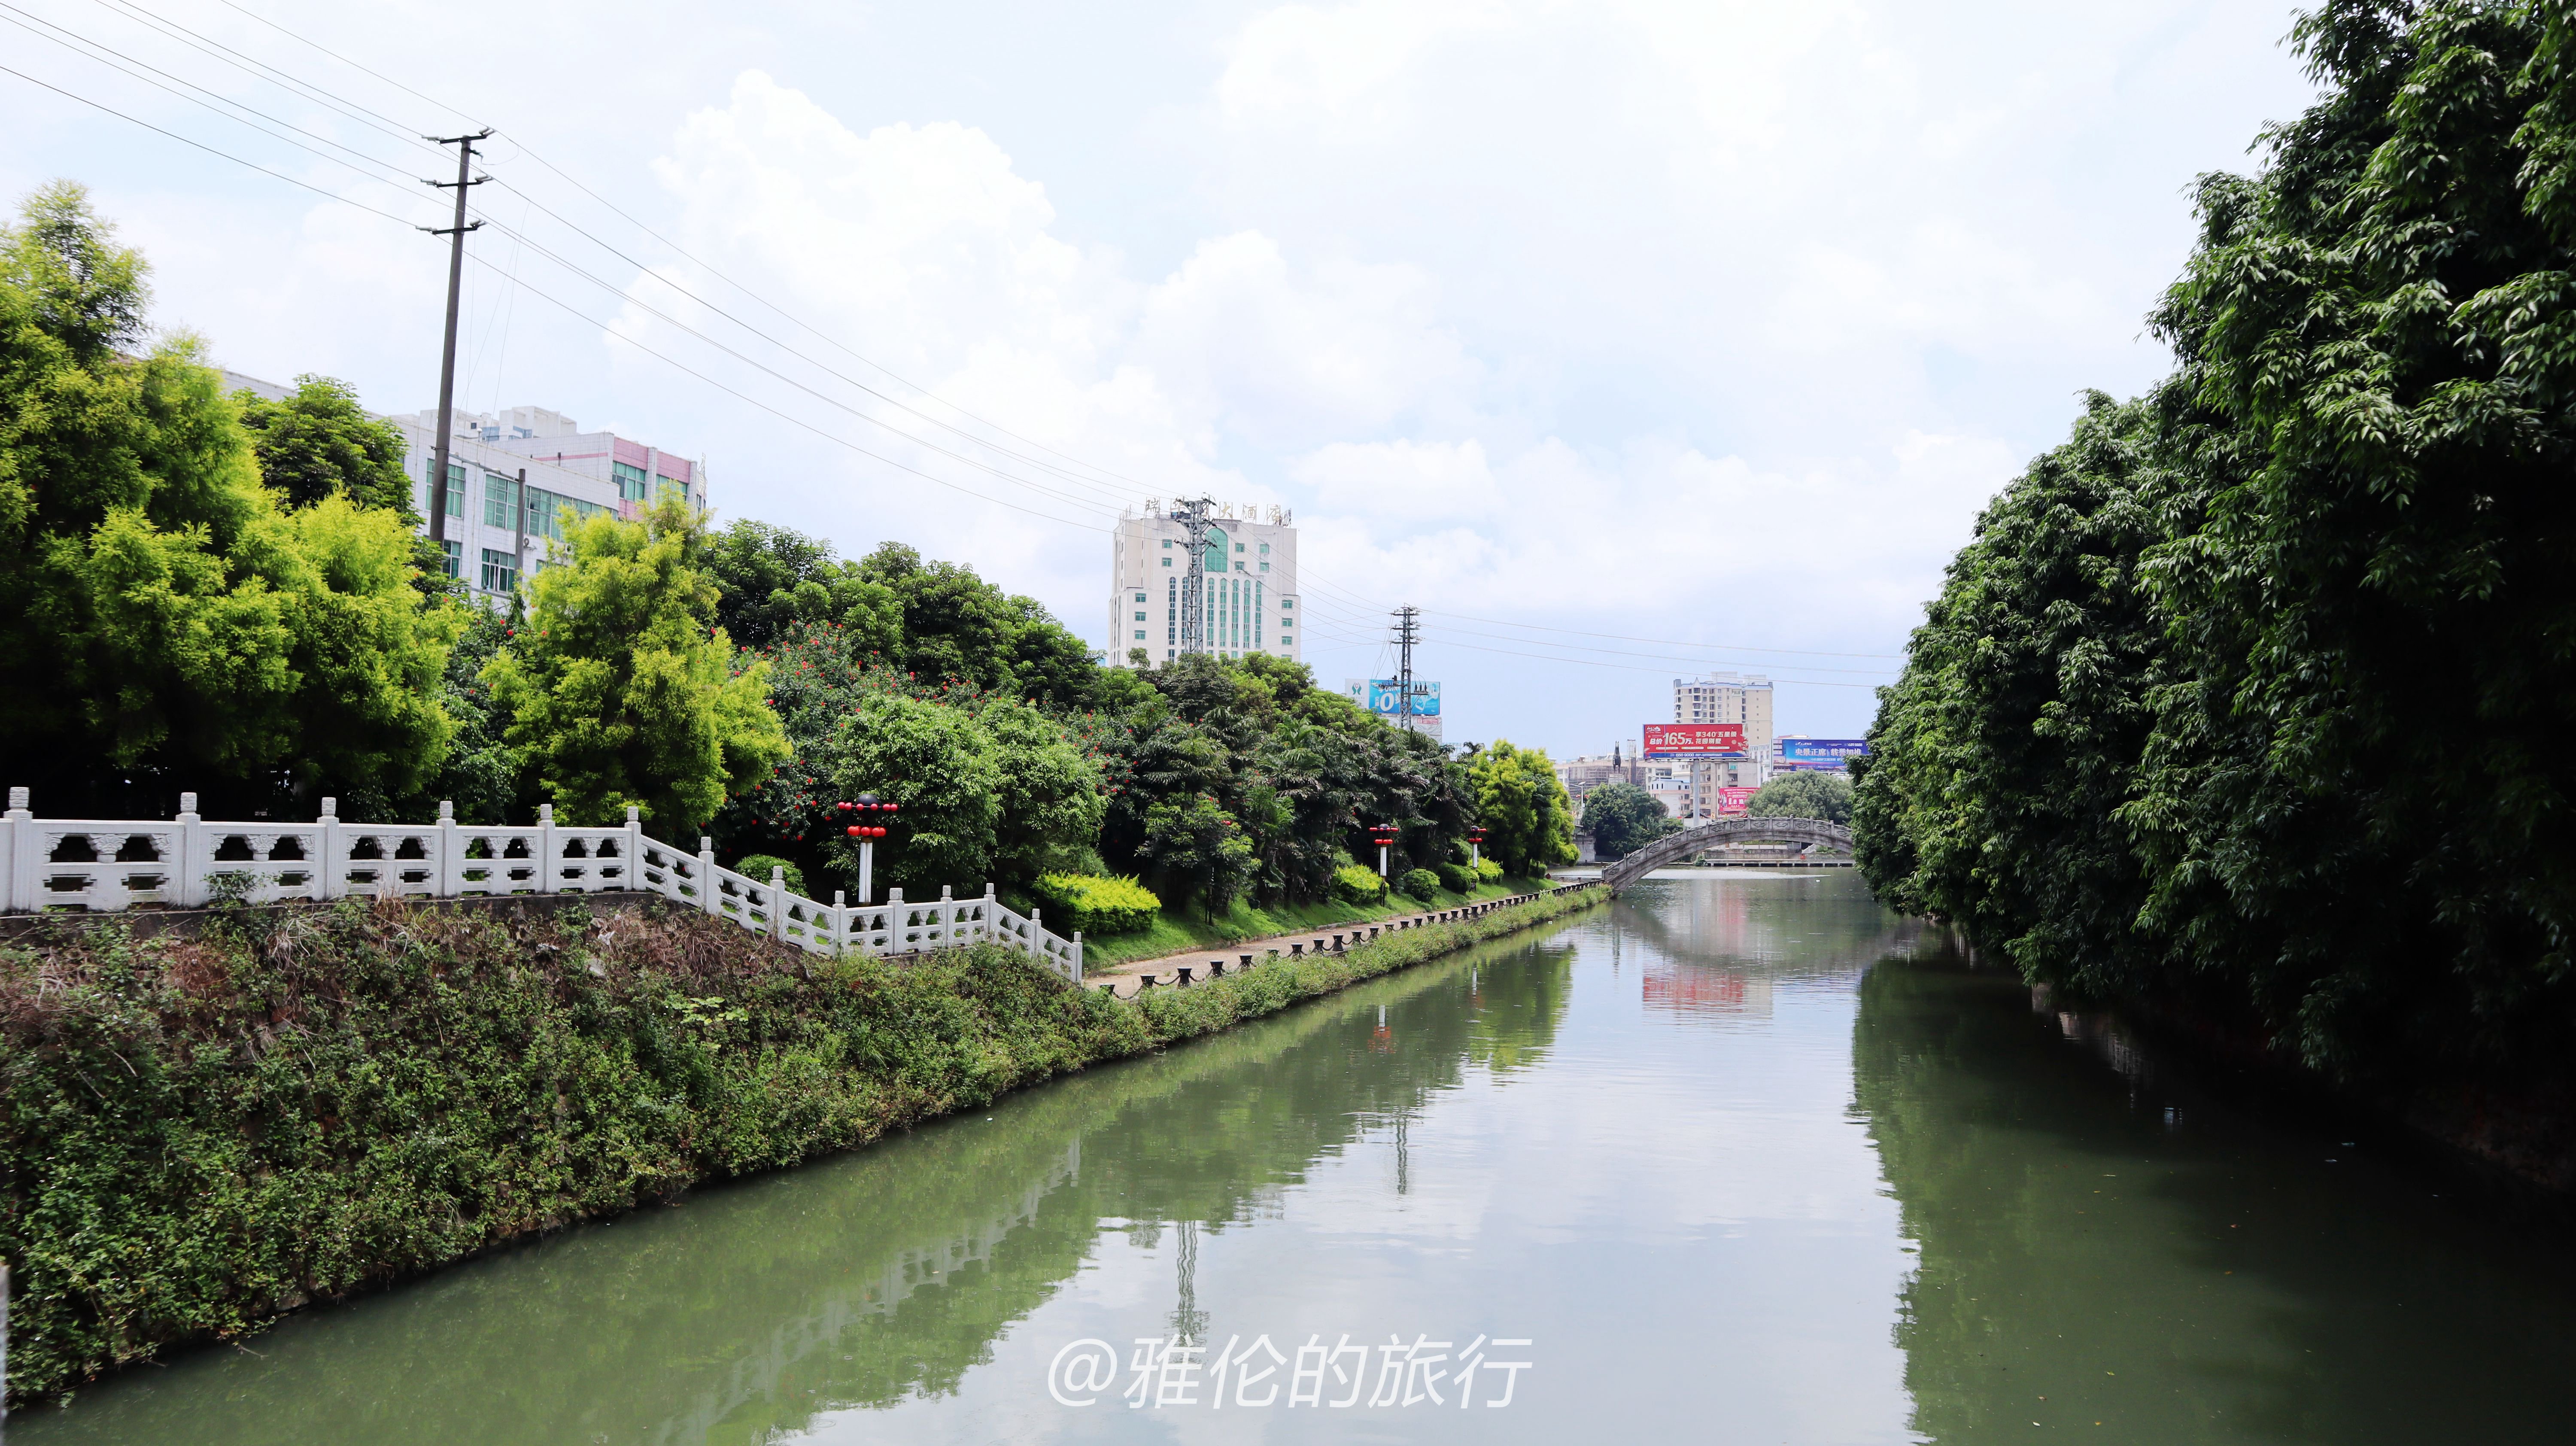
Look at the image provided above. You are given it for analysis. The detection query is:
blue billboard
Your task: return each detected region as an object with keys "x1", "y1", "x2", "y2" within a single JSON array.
[
  {"x1": 1776, "y1": 737, "x2": 1868, "y2": 769},
  {"x1": 1345, "y1": 678, "x2": 1440, "y2": 718}
]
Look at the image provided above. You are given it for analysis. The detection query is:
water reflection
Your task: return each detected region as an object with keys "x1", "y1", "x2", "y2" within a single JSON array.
[
  {"x1": 20, "y1": 930, "x2": 1575, "y2": 1446},
  {"x1": 1853, "y1": 949, "x2": 2576, "y2": 1443},
  {"x1": 23, "y1": 877, "x2": 2576, "y2": 1445}
]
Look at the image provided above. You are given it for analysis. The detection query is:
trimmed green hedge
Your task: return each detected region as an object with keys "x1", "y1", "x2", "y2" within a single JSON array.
[
  {"x1": 1434, "y1": 861, "x2": 1474, "y2": 893},
  {"x1": 1332, "y1": 863, "x2": 1387, "y2": 904},
  {"x1": 1030, "y1": 872, "x2": 1160, "y2": 936},
  {"x1": 1475, "y1": 858, "x2": 1504, "y2": 884},
  {"x1": 1399, "y1": 867, "x2": 1441, "y2": 901},
  {"x1": 0, "y1": 885, "x2": 1604, "y2": 1407},
  {"x1": 732, "y1": 854, "x2": 808, "y2": 897}
]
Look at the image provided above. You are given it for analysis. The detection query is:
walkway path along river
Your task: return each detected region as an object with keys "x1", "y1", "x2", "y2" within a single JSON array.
[{"x1": 17, "y1": 871, "x2": 2576, "y2": 1443}]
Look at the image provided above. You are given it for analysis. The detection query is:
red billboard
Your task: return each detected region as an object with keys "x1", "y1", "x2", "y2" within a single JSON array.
[
  {"x1": 1642, "y1": 723, "x2": 1747, "y2": 757},
  {"x1": 1715, "y1": 786, "x2": 1759, "y2": 817}
]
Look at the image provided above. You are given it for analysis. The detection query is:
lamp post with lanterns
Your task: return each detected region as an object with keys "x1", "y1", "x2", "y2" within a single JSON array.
[
  {"x1": 1467, "y1": 828, "x2": 1486, "y2": 869},
  {"x1": 841, "y1": 793, "x2": 898, "y2": 903},
  {"x1": 1370, "y1": 823, "x2": 1397, "y2": 879}
]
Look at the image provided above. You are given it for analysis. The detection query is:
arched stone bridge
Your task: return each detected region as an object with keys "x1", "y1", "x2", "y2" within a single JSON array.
[{"x1": 1599, "y1": 816, "x2": 1856, "y2": 894}]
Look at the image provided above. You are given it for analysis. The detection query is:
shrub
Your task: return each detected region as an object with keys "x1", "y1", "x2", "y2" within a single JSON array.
[
  {"x1": 1476, "y1": 858, "x2": 1503, "y2": 884},
  {"x1": 1031, "y1": 872, "x2": 1161, "y2": 935},
  {"x1": 1400, "y1": 868, "x2": 1441, "y2": 902},
  {"x1": 1434, "y1": 861, "x2": 1473, "y2": 893},
  {"x1": 732, "y1": 854, "x2": 807, "y2": 897},
  {"x1": 1333, "y1": 863, "x2": 1387, "y2": 904}
]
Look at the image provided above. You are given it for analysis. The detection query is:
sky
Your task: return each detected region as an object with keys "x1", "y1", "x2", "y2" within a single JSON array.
[{"x1": 0, "y1": 0, "x2": 2323, "y2": 755}]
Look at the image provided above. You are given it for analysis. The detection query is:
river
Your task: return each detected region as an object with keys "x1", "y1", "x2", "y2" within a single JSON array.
[{"x1": 17, "y1": 871, "x2": 2576, "y2": 1443}]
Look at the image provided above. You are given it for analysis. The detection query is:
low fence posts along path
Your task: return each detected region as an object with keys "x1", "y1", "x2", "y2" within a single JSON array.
[{"x1": 0, "y1": 789, "x2": 1084, "y2": 984}]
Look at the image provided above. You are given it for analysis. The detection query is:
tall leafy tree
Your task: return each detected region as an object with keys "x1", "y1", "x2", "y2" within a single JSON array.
[
  {"x1": 1468, "y1": 740, "x2": 1576, "y2": 877},
  {"x1": 0, "y1": 182, "x2": 456, "y2": 815},
  {"x1": 236, "y1": 375, "x2": 416, "y2": 515},
  {"x1": 482, "y1": 497, "x2": 785, "y2": 829},
  {"x1": 1581, "y1": 781, "x2": 1677, "y2": 859},
  {"x1": 1745, "y1": 770, "x2": 1856, "y2": 826},
  {"x1": 705, "y1": 518, "x2": 899, "y2": 654}
]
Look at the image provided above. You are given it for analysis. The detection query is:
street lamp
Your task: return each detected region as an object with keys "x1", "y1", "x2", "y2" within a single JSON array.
[
  {"x1": 1466, "y1": 828, "x2": 1487, "y2": 869},
  {"x1": 1370, "y1": 823, "x2": 1397, "y2": 879},
  {"x1": 840, "y1": 792, "x2": 899, "y2": 902}
]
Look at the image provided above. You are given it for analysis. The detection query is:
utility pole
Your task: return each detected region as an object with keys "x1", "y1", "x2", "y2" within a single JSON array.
[
  {"x1": 1391, "y1": 605, "x2": 1422, "y2": 734},
  {"x1": 1177, "y1": 496, "x2": 1214, "y2": 657},
  {"x1": 420, "y1": 129, "x2": 492, "y2": 555}
]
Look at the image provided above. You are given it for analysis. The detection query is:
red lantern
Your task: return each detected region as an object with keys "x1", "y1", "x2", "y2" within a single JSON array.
[{"x1": 846, "y1": 825, "x2": 863, "y2": 837}]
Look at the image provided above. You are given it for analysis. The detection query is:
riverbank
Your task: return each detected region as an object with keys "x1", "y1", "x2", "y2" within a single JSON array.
[
  {"x1": 1069, "y1": 876, "x2": 1542, "y2": 973},
  {"x1": 0, "y1": 882, "x2": 1603, "y2": 1408}
]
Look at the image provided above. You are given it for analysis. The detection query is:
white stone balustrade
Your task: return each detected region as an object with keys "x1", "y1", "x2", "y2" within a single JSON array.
[{"x1": 0, "y1": 788, "x2": 1081, "y2": 984}]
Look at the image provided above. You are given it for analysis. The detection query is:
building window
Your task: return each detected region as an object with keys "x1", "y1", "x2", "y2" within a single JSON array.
[
  {"x1": 1161, "y1": 539, "x2": 1171, "y2": 548},
  {"x1": 483, "y1": 474, "x2": 519, "y2": 529},
  {"x1": 1260, "y1": 562, "x2": 1270, "y2": 571},
  {"x1": 480, "y1": 547, "x2": 519, "y2": 594},
  {"x1": 1161, "y1": 557, "x2": 1172, "y2": 566},
  {"x1": 656, "y1": 475, "x2": 690, "y2": 507},
  {"x1": 1134, "y1": 591, "x2": 1146, "y2": 602},
  {"x1": 1234, "y1": 542, "x2": 1245, "y2": 553},
  {"x1": 1281, "y1": 598, "x2": 1294, "y2": 610},
  {"x1": 612, "y1": 461, "x2": 648, "y2": 500},
  {"x1": 438, "y1": 538, "x2": 462, "y2": 578},
  {"x1": 1134, "y1": 612, "x2": 1146, "y2": 622},
  {"x1": 424, "y1": 458, "x2": 466, "y2": 517},
  {"x1": 1259, "y1": 542, "x2": 1270, "y2": 553},
  {"x1": 1134, "y1": 630, "x2": 1146, "y2": 640}
]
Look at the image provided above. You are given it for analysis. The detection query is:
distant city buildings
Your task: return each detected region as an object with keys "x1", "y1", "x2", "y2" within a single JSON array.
[
  {"x1": 1109, "y1": 501, "x2": 1300, "y2": 666},
  {"x1": 223, "y1": 370, "x2": 708, "y2": 608},
  {"x1": 1672, "y1": 672, "x2": 1775, "y2": 815},
  {"x1": 382, "y1": 402, "x2": 707, "y2": 604}
]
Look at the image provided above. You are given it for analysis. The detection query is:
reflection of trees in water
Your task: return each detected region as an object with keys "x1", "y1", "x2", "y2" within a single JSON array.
[
  {"x1": 33, "y1": 927, "x2": 1581, "y2": 1446},
  {"x1": 1852, "y1": 952, "x2": 2576, "y2": 1445}
]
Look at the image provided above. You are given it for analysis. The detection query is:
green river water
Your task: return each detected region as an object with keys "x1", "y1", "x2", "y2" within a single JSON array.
[{"x1": 15, "y1": 871, "x2": 2576, "y2": 1443}]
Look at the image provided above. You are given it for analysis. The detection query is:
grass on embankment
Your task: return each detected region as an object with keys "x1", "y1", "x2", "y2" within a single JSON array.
[
  {"x1": 0, "y1": 883, "x2": 1602, "y2": 1409},
  {"x1": 1074, "y1": 877, "x2": 1547, "y2": 970}
]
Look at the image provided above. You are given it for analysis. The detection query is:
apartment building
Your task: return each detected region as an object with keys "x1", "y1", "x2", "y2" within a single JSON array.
[{"x1": 1109, "y1": 501, "x2": 1300, "y2": 665}]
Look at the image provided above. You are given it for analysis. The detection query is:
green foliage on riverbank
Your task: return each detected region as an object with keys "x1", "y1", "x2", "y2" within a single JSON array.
[
  {"x1": 1855, "y1": 1, "x2": 2576, "y2": 1090},
  {"x1": 0, "y1": 884, "x2": 1599, "y2": 1407}
]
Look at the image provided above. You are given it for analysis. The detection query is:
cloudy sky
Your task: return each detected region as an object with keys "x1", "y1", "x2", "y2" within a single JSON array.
[{"x1": 0, "y1": 0, "x2": 2319, "y2": 753}]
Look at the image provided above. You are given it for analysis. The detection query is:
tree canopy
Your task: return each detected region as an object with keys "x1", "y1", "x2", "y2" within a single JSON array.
[
  {"x1": 1854, "y1": 0, "x2": 2576, "y2": 1089},
  {"x1": 1580, "y1": 782, "x2": 1677, "y2": 860}
]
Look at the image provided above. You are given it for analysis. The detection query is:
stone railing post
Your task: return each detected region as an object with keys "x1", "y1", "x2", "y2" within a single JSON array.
[
  {"x1": 176, "y1": 791, "x2": 205, "y2": 907},
  {"x1": 984, "y1": 881, "x2": 997, "y2": 946},
  {"x1": 769, "y1": 866, "x2": 787, "y2": 937},
  {"x1": 319, "y1": 796, "x2": 343, "y2": 900},
  {"x1": 6, "y1": 785, "x2": 32, "y2": 913},
  {"x1": 625, "y1": 805, "x2": 643, "y2": 894},
  {"x1": 833, "y1": 890, "x2": 848, "y2": 952},
  {"x1": 437, "y1": 800, "x2": 459, "y2": 897},
  {"x1": 698, "y1": 836, "x2": 718, "y2": 914},
  {"x1": 889, "y1": 887, "x2": 905, "y2": 949},
  {"x1": 1027, "y1": 905, "x2": 1043, "y2": 960},
  {"x1": 1070, "y1": 930, "x2": 1082, "y2": 981},
  {"x1": 538, "y1": 804, "x2": 558, "y2": 893},
  {"x1": 941, "y1": 884, "x2": 954, "y2": 945}
]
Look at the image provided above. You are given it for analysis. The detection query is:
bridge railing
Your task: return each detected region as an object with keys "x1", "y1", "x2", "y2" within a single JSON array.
[{"x1": 0, "y1": 788, "x2": 1082, "y2": 984}]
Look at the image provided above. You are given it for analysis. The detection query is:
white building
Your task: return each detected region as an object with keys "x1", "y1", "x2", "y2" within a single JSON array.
[
  {"x1": 1673, "y1": 672, "x2": 1776, "y2": 813},
  {"x1": 1109, "y1": 501, "x2": 1300, "y2": 666},
  {"x1": 381, "y1": 404, "x2": 708, "y2": 604}
]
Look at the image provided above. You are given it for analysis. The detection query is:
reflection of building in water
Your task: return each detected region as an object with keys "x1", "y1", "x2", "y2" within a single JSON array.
[{"x1": 1642, "y1": 966, "x2": 1775, "y2": 1018}]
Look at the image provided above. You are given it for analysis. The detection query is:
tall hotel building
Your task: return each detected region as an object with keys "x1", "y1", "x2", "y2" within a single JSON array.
[
  {"x1": 1109, "y1": 503, "x2": 1300, "y2": 666},
  {"x1": 1673, "y1": 671, "x2": 1775, "y2": 807}
]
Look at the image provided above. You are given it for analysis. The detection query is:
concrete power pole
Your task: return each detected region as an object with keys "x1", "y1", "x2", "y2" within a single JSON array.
[
  {"x1": 1178, "y1": 497, "x2": 1214, "y2": 657},
  {"x1": 420, "y1": 129, "x2": 492, "y2": 558}
]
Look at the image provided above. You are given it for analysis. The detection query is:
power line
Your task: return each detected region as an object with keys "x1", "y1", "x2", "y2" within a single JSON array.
[{"x1": 1420, "y1": 608, "x2": 1902, "y2": 660}]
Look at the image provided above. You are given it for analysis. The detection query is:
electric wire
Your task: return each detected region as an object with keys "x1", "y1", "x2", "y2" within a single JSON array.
[{"x1": 85, "y1": 0, "x2": 450, "y2": 163}]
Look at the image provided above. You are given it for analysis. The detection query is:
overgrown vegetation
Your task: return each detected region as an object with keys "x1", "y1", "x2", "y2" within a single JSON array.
[
  {"x1": 0, "y1": 884, "x2": 1601, "y2": 1407},
  {"x1": 1854, "y1": 0, "x2": 2576, "y2": 1099}
]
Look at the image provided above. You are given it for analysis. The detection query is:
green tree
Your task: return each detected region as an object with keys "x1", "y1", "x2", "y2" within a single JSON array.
[
  {"x1": 1137, "y1": 791, "x2": 1258, "y2": 913},
  {"x1": 856, "y1": 541, "x2": 1097, "y2": 708},
  {"x1": 1469, "y1": 740, "x2": 1575, "y2": 876},
  {"x1": 237, "y1": 374, "x2": 416, "y2": 515},
  {"x1": 705, "y1": 518, "x2": 899, "y2": 655},
  {"x1": 482, "y1": 497, "x2": 785, "y2": 829},
  {"x1": 1747, "y1": 769, "x2": 1856, "y2": 826},
  {"x1": 977, "y1": 696, "x2": 1107, "y2": 885},
  {"x1": 821, "y1": 690, "x2": 1003, "y2": 896},
  {"x1": 1581, "y1": 781, "x2": 1677, "y2": 859},
  {"x1": 0, "y1": 182, "x2": 457, "y2": 815}
]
